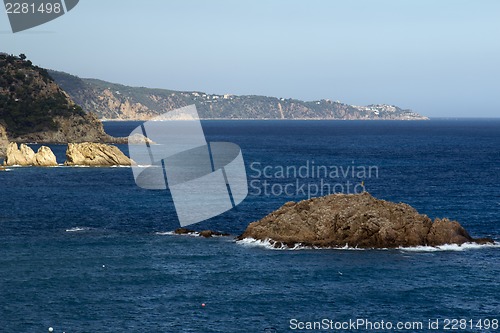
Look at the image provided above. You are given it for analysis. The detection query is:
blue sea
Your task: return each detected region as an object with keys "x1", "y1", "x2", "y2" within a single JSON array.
[{"x1": 1, "y1": 120, "x2": 499, "y2": 333}]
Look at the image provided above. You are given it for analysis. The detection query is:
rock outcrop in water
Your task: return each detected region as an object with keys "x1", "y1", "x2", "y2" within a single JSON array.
[
  {"x1": 32, "y1": 146, "x2": 58, "y2": 166},
  {"x1": 174, "y1": 228, "x2": 230, "y2": 238},
  {"x1": 127, "y1": 133, "x2": 155, "y2": 145},
  {"x1": 64, "y1": 142, "x2": 132, "y2": 166},
  {"x1": 3, "y1": 142, "x2": 57, "y2": 166},
  {"x1": 238, "y1": 193, "x2": 493, "y2": 248}
]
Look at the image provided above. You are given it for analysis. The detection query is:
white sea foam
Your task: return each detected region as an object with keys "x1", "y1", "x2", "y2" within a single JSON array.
[
  {"x1": 65, "y1": 227, "x2": 91, "y2": 232},
  {"x1": 155, "y1": 231, "x2": 175, "y2": 236},
  {"x1": 155, "y1": 231, "x2": 201, "y2": 237},
  {"x1": 236, "y1": 238, "x2": 289, "y2": 250},
  {"x1": 398, "y1": 242, "x2": 500, "y2": 252},
  {"x1": 235, "y1": 238, "x2": 362, "y2": 251},
  {"x1": 3, "y1": 164, "x2": 65, "y2": 168},
  {"x1": 236, "y1": 238, "x2": 498, "y2": 252}
]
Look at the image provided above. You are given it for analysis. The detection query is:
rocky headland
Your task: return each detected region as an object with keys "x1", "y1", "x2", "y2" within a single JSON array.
[
  {"x1": 238, "y1": 193, "x2": 493, "y2": 249},
  {"x1": 49, "y1": 70, "x2": 429, "y2": 121},
  {"x1": 0, "y1": 54, "x2": 131, "y2": 159}
]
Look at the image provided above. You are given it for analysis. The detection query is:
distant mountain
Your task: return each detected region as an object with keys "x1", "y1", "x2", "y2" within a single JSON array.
[
  {"x1": 49, "y1": 70, "x2": 428, "y2": 121},
  {"x1": 0, "y1": 54, "x2": 115, "y2": 148}
]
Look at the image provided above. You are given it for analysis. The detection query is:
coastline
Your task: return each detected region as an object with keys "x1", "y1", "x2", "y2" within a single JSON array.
[{"x1": 101, "y1": 117, "x2": 431, "y2": 122}]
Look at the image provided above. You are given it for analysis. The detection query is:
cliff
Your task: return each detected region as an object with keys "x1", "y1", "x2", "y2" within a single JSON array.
[
  {"x1": 0, "y1": 123, "x2": 7, "y2": 156},
  {"x1": 49, "y1": 70, "x2": 429, "y2": 121},
  {"x1": 238, "y1": 193, "x2": 493, "y2": 249},
  {"x1": 0, "y1": 54, "x2": 118, "y2": 152}
]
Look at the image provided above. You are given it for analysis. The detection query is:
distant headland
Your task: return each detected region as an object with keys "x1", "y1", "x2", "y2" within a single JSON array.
[
  {"x1": 1, "y1": 53, "x2": 428, "y2": 157},
  {"x1": 49, "y1": 70, "x2": 428, "y2": 121}
]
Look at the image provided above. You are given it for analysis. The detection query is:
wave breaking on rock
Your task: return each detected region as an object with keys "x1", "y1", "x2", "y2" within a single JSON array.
[{"x1": 237, "y1": 193, "x2": 494, "y2": 249}]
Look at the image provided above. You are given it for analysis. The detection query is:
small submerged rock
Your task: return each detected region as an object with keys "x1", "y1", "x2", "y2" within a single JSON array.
[
  {"x1": 174, "y1": 228, "x2": 196, "y2": 235},
  {"x1": 237, "y1": 193, "x2": 494, "y2": 249},
  {"x1": 198, "y1": 230, "x2": 230, "y2": 238},
  {"x1": 174, "y1": 228, "x2": 230, "y2": 238}
]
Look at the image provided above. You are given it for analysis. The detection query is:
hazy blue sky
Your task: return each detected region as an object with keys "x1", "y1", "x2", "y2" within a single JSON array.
[{"x1": 2, "y1": 0, "x2": 499, "y2": 117}]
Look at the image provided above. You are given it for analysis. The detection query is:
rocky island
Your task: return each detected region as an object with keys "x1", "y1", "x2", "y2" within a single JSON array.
[
  {"x1": 65, "y1": 142, "x2": 132, "y2": 166},
  {"x1": 238, "y1": 193, "x2": 493, "y2": 249}
]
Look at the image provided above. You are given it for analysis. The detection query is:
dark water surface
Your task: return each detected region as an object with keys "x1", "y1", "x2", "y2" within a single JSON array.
[{"x1": 1, "y1": 120, "x2": 499, "y2": 332}]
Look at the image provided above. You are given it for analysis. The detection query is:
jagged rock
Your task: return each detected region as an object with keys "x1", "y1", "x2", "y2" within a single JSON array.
[
  {"x1": 64, "y1": 142, "x2": 132, "y2": 166},
  {"x1": 33, "y1": 146, "x2": 58, "y2": 166},
  {"x1": 3, "y1": 142, "x2": 35, "y2": 166},
  {"x1": 3, "y1": 143, "x2": 58, "y2": 166},
  {"x1": 238, "y1": 193, "x2": 494, "y2": 248}
]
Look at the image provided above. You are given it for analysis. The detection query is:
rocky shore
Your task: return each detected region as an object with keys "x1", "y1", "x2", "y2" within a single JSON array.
[
  {"x1": 238, "y1": 193, "x2": 493, "y2": 249},
  {"x1": 3, "y1": 142, "x2": 57, "y2": 166},
  {"x1": 2, "y1": 142, "x2": 132, "y2": 166}
]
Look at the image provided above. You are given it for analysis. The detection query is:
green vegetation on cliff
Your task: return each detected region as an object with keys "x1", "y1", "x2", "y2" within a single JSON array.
[
  {"x1": 0, "y1": 54, "x2": 85, "y2": 137},
  {"x1": 0, "y1": 54, "x2": 113, "y2": 144}
]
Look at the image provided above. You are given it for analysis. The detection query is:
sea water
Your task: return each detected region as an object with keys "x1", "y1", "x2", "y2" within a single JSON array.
[{"x1": 1, "y1": 119, "x2": 499, "y2": 332}]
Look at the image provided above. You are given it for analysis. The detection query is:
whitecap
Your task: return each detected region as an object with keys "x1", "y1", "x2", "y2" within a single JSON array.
[
  {"x1": 65, "y1": 227, "x2": 91, "y2": 232},
  {"x1": 154, "y1": 231, "x2": 175, "y2": 236},
  {"x1": 155, "y1": 231, "x2": 201, "y2": 237},
  {"x1": 236, "y1": 238, "x2": 319, "y2": 251},
  {"x1": 236, "y1": 238, "x2": 498, "y2": 252},
  {"x1": 398, "y1": 242, "x2": 500, "y2": 252}
]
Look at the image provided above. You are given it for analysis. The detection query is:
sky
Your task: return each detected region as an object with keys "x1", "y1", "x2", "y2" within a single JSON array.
[{"x1": 1, "y1": 0, "x2": 499, "y2": 118}]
